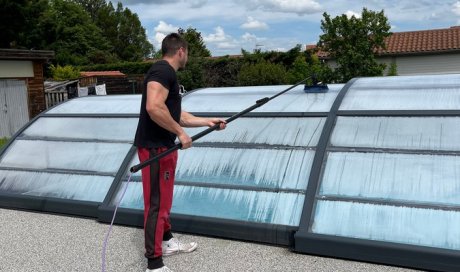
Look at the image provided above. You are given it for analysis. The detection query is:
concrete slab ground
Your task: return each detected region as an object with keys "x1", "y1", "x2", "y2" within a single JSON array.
[{"x1": 0, "y1": 208, "x2": 421, "y2": 272}]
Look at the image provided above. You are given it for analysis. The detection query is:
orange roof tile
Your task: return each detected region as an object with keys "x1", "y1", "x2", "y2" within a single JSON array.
[
  {"x1": 379, "y1": 26, "x2": 460, "y2": 55},
  {"x1": 307, "y1": 26, "x2": 460, "y2": 58},
  {"x1": 80, "y1": 71, "x2": 126, "y2": 77}
]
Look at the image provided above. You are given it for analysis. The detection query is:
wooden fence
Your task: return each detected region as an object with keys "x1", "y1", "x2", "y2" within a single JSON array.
[{"x1": 45, "y1": 90, "x2": 68, "y2": 108}]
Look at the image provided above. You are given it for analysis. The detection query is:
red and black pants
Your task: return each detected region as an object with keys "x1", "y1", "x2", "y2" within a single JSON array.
[{"x1": 138, "y1": 147, "x2": 177, "y2": 269}]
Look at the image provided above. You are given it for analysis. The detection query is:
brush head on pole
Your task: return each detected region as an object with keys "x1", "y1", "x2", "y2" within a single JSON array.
[
  {"x1": 304, "y1": 84, "x2": 329, "y2": 93},
  {"x1": 304, "y1": 74, "x2": 329, "y2": 93}
]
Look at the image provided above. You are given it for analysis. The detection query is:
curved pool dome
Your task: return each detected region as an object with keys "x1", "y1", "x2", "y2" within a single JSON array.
[{"x1": 1, "y1": 74, "x2": 460, "y2": 271}]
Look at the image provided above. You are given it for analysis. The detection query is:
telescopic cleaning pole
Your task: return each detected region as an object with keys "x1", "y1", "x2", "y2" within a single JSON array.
[{"x1": 129, "y1": 76, "x2": 311, "y2": 173}]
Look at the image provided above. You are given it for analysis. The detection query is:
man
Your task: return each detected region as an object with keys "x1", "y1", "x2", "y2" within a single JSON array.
[{"x1": 134, "y1": 33, "x2": 226, "y2": 272}]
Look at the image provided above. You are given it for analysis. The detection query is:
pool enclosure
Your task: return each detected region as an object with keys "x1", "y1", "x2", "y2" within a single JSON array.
[{"x1": 0, "y1": 74, "x2": 459, "y2": 271}]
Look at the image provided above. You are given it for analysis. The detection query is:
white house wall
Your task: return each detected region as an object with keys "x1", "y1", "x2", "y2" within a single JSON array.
[
  {"x1": 324, "y1": 53, "x2": 460, "y2": 78},
  {"x1": 0, "y1": 61, "x2": 34, "y2": 78},
  {"x1": 389, "y1": 54, "x2": 460, "y2": 75}
]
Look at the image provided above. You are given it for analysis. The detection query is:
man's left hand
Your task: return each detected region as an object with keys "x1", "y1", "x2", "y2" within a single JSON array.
[{"x1": 207, "y1": 118, "x2": 227, "y2": 130}]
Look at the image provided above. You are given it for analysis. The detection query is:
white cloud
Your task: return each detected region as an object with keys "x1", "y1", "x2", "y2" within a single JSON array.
[
  {"x1": 217, "y1": 42, "x2": 239, "y2": 49},
  {"x1": 154, "y1": 32, "x2": 167, "y2": 46},
  {"x1": 154, "y1": 21, "x2": 179, "y2": 34},
  {"x1": 240, "y1": 17, "x2": 269, "y2": 30},
  {"x1": 152, "y1": 21, "x2": 179, "y2": 47},
  {"x1": 273, "y1": 47, "x2": 287, "y2": 52},
  {"x1": 120, "y1": 0, "x2": 460, "y2": 56},
  {"x1": 204, "y1": 26, "x2": 273, "y2": 54},
  {"x1": 189, "y1": 0, "x2": 207, "y2": 8},
  {"x1": 204, "y1": 26, "x2": 229, "y2": 43},
  {"x1": 427, "y1": 12, "x2": 440, "y2": 20},
  {"x1": 240, "y1": 0, "x2": 322, "y2": 15},
  {"x1": 454, "y1": 1, "x2": 460, "y2": 16},
  {"x1": 122, "y1": 0, "x2": 179, "y2": 4},
  {"x1": 345, "y1": 10, "x2": 361, "y2": 18},
  {"x1": 204, "y1": 27, "x2": 240, "y2": 51},
  {"x1": 242, "y1": 32, "x2": 258, "y2": 41}
]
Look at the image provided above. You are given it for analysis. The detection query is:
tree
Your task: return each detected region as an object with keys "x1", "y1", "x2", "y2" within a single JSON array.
[
  {"x1": 318, "y1": 8, "x2": 391, "y2": 82},
  {"x1": 238, "y1": 60, "x2": 288, "y2": 86},
  {"x1": 288, "y1": 56, "x2": 309, "y2": 83},
  {"x1": 0, "y1": 0, "x2": 28, "y2": 47},
  {"x1": 178, "y1": 27, "x2": 211, "y2": 57},
  {"x1": 73, "y1": 1, "x2": 154, "y2": 62},
  {"x1": 112, "y1": 3, "x2": 154, "y2": 61},
  {"x1": 37, "y1": 0, "x2": 110, "y2": 65},
  {"x1": 0, "y1": 0, "x2": 48, "y2": 48},
  {"x1": 268, "y1": 45, "x2": 303, "y2": 67},
  {"x1": 204, "y1": 57, "x2": 242, "y2": 87},
  {"x1": 71, "y1": 0, "x2": 106, "y2": 20}
]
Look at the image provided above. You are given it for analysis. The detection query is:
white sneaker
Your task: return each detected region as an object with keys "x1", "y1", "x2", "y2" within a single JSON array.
[
  {"x1": 146, "y1": 266, "x2": 173, "y2": 272},
  {"x1": 162, "y1": 237, "x2": 198, "y2": 256}
]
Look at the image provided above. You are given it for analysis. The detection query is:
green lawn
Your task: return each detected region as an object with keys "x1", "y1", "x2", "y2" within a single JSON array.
[{"x1": 0, "y1": 138, "x2": 8, "y2": 148}]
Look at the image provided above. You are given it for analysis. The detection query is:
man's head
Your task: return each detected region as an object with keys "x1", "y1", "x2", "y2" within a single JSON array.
[{"x1": 162, "y1": 33, "x2": 188, "y2": 69}]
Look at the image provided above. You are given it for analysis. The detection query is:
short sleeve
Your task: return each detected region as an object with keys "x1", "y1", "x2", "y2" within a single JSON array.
[{"x1": 145, "y1": 63, "x2": 175, "y2": 91}]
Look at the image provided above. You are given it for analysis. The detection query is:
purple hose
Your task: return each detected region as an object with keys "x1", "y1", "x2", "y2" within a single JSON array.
[{"x1": 102, "y1": 173, "x2": 133, "y2": 272}]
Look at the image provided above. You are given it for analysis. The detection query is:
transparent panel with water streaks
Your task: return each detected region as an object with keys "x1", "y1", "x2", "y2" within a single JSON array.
[
  {"x1": 312, "y1": 200, "x2": 460, "y2": 250},
  {"x1": 340, "y1": 74, "x2": 460, "y2": 111},
  {"x1": 185, "y1": 117, "x2": 325, "y2": 147},
  {"x1": 0, "y1": 140, "x2": 131, "y2": 173},
  {"x1": 126, "y1": 147, "x2": 314, "y2": 190},
  {"x1": 111, "y1": 181, "x2": 304, "y2": 226},
  {"x1": 320, "y1": 152, "x2": 460, "y2": 206},
  {"x1": 182, "y1": 85, "x2": 343, "y2": 113},
  {"x1": 46, "y1": 95, "x2": 141, "y2": 114},
  {"x1": 177, "y1": 147, "x2": 314, "y2": 190},
  {"x1": 0, "y1": 170, "x2": 112, "y2": 202},
  {"x1": 331, "y1": 116, "x2": 460, "y2": 151},
  {"x1": 22, "y1": 117, "x2": 137, "y2": 142}
]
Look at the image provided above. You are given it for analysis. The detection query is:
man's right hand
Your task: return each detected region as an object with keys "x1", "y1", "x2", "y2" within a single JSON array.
[{"x1": 178, "y1": 132, "x2": 192, "y2": 149}]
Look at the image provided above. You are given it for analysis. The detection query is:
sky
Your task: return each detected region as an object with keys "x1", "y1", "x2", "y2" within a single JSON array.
[{"x1": 117, "y1": 0, "x2": 460, "y2": 56}]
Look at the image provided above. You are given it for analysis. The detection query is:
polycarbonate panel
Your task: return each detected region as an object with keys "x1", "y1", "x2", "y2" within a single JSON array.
[
  {"x1": 0, "y1": 140, "x2": 131, "y2": 173},
  {"x1": 182, "y1": 84, "x2": 343, "y2": 113},
  {"x1": 22, "y1": 117, "x2": 137, "y2": 142},
  {"x1": 0, "y1": 170, "x2": 113, "y2": 202},
  {"x1": 331, "y1": 116, "x2": 460, "y2": 151},
  {"x1": 340, "y1": 74, "x2": 460, "y2": 110},
  {"x1": 111, "y1": 182, "x2": 304, "y2": 226},
  {"x1": 177, "y1": 147, "x2": 315, "y2": 190},
  {"x1": 185, "y1": 117, "x2": 325, "y2": 146},
  {"x1": 312, "y1": 200, "x2": 460, "y2": 250},
  {"x1": 320, "y1": 152, "x2": 460, "y2": 206},
  {"x1": 46, "y1": 95, "x2": 141, "y2": 114}
]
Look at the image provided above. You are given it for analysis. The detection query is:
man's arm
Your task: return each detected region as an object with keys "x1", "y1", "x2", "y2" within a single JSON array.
[
  {"x1": 146, "y1": 81, "x2": 192, "y2": 149},
  {"x1": 180, "y1": 111, "x2": 227, "y2": 129}
]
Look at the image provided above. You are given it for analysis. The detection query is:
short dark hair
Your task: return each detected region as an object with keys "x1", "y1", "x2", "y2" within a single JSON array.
[{"x1": 161, "y1": 33, "x2": 188, "y2": 57}]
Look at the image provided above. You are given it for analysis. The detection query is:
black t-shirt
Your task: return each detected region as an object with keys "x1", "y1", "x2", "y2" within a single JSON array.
[{"x1": 134, "y1": 60, "x2": 181, "y2": 148}]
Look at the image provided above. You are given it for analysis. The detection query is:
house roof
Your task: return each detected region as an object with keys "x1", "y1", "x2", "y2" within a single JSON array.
[
  {"x1": 44, "y1": 80, "x2": 79, "y2": 91},
  {"x1": 307, "y1": 26, "x2": 460, "y2": 58},
  {"x1": 0, "y1": 49, "x2": 54, "y2": 60},
  {"x1": 80, "y1": 71, "x2": 126, "y2": 77},
  {"x1": 380, "y1": 26, "x2": 460, "y2": 55}
]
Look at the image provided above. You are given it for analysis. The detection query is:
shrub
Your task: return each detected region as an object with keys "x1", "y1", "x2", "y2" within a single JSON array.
[
  {"x1": 387, "y1": 62, "x2": 398, "y2": 76},
  {"x1": 0, "y1": 138, "x2": 8, "y2": 149},
  {"x1": 238, "y1": 60, "x2": 289, "y2": 86},
  {"x1": 50, "y1": 64, "x2": 80, "y2": 80}
]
